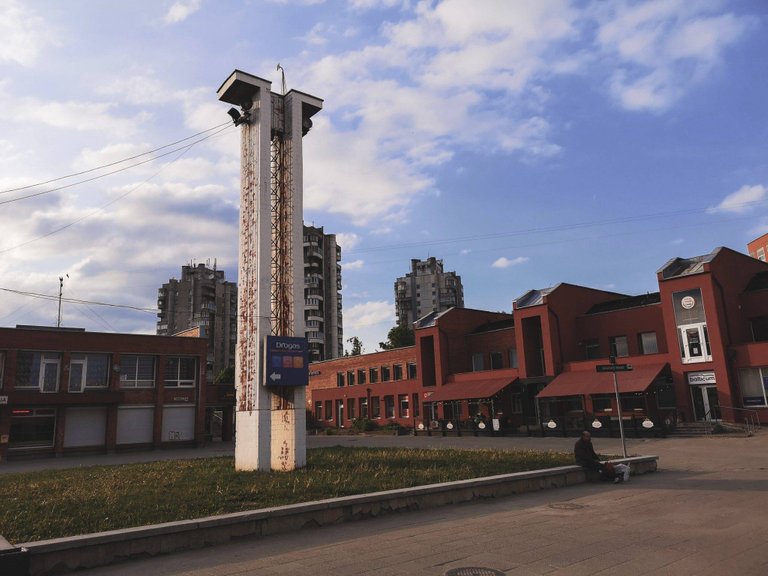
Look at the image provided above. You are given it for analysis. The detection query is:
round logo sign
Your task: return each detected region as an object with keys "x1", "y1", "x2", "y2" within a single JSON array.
[{"x1": 681, "y1": 296, "x2": 696, "y2": 310}]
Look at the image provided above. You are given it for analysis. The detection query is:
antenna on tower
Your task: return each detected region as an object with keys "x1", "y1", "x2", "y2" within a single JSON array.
[{"x1": 276, "y1": 63, "x2": 286, "y2": 95}]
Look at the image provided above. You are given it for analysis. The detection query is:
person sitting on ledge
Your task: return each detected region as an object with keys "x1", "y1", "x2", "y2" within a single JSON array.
[{"x1": 574, "y1": 430, "x2": 618, "y2": 482}]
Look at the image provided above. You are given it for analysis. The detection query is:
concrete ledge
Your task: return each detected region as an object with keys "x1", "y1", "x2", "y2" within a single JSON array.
[{"x1": 21, "y1": 456, "x2": 657, "y2": 575}]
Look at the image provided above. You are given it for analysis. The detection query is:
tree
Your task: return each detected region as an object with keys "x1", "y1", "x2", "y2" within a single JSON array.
[
  {"x1": 379, "y1": 325, "x2": 415, "y2": 350},
  {"x1": 214, "y1": 366, "x2": 235, "y2": 384},
  {"x1": 346, "y1": 336, "x2": 364, "y2": 356}
]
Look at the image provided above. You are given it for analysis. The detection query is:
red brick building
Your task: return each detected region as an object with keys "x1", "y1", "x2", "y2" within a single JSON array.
[
  {"x1": 309, "y1": 246, "x2": 768, "y2": 436},
  {"x1": 0, "y1": 326, "x2": 209, "y2": 461}
]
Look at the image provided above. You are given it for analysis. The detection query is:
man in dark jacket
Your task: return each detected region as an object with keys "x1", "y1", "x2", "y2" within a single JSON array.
[{"x1": 574, "y1": 430, "x2": 612, "y2": 478}]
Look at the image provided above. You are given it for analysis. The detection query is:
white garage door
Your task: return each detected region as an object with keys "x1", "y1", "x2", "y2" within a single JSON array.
[
  {"x1": 63, "y1": 407, "x2": 107, "y2": 447},
  {"x1": 162, "y1": 405, "x2": 196, "y2": 441},
  {"x1": 116, "y1": 406, "x2": 155, "y2": 445}
]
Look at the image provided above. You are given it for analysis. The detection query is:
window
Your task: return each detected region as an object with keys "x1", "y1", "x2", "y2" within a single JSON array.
[
  {"x1": 393, "y1": 364, "x2": 403, "y2": 381},
  {"x1": 384, "y1": 395, "x2": 395, "y2": 418},
  {"x1": 412, "y1": 393, "x2": 420, "y2": 417},
  {"x1": 751, "y1": 317, "x2": 768, "y2": 342},
  {"x1": 325, "y1": 400, "x2": 333, "y2": 420},
  {"x1": 490, "y1": 352, "x2": 503, "y2": 370},
  {"x1": 655, "y1": 383, "x2": 676, "y2": 409},
  {"x1": 9, "y1": 408, "x2": 56, "y2": 448},
  {"x1": 369, "y1": 367, "x2": 378, "y2": 384},
  {"x1": 510, "y1": 394, "x2": 523, "y2": 414},
  {"x1": 398, "y1": 394, "x2": 409, "y2": 418},
  {"x1": 639, "y1": 332, "x2": 659, "y2": 355},
  {"x1": 619, "y1": 393, "x2": 645, "y2": 411},
  {"x1": 0, "y1": 351, "x2": 5, "y2": 389},
  {"x1": 381, "y1": 365, "x2": 391, "y2": 382},
  {"x1": 15, "y1": 351, "x2": 61, "y2": 392},
  {"x1": 314, "y1": 401, "x2": 323, "y2": 421},
  {"x1": 120, "y1": 355, "x2": 155, "y2": 388},
  {"x1": 592, "y1": 395, "x2": 612, "y2": 411},
  {"x1": 758, "y1": 247, "x2": 766, "y2": 261},
  {"x1": 509, "y1": 348, "x2": 518, "y2": 369},
  {"x1": 357, "y1": 369, "x2": 366, "y2": 385},
  {"x1": 609, "y1": 336, "x2": 629, "y2": 358},
  {"x1": 371, "y1": 396, "x2": 381, "y2": 418},
  {"x1": 336, "y1": 372, "x2": 345, "y2": 387},
  {"x1": 472, "y1": 353, "x2": 484, "y2": 371},
  {"x1": 738, "y1": 368, "x2": 768, "y2": 407},
  {"x1": 347, "y1": 370, "x2": 355, "y2": 386},
  {"x1": 68, "y1": 354, "x2": 110, "y2": 392},
  {"x1": 407, "y1": 362, "x2": 417, "y2": 379},
  {"x1": 347, "y1": 399, "x2": 356, "y2": 420},
  {"x1": 584, "y1": 340, "x2": 600, "y2": 360},
  {"x1": 359, "y1": 397, "x2": 368, "y2": 418},
  {"x1": 165, "y1": 357, "x2": 196, "y2": 387}
]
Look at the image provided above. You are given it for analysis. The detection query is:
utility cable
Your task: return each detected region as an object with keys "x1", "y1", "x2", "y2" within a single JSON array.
[
  {"x1": 0, "y1": 287, "x2": 156, "y2": 313},
  {"x1": 0, "y1": 121, "x2": 232, "y2": 196}
]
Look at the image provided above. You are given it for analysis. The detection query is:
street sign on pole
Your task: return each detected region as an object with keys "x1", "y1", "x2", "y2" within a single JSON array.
[{"x1": 596, "y1": 364, "x2": 633, "y2": 372}]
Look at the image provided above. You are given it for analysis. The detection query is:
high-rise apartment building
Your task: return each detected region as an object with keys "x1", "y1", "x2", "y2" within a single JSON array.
[
  {"x1": 156, "y1": 262, "x2": 237, "y2": 383},
  {"x1": 303, "y1": 225, "x2": 343, "y2": 362},
  {"x1": 395, "y1": 257, "x2": 464, "y2": 326}
]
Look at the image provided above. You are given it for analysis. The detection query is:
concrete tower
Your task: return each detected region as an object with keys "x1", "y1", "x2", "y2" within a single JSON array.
[{"x1": 217, "y1": 70, "x2": 322, "y2": 471}]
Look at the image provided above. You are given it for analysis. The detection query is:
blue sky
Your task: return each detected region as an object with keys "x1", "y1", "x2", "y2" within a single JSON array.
[{"x1": 1, "y1": 0, "x2": 767, "y2": 353}]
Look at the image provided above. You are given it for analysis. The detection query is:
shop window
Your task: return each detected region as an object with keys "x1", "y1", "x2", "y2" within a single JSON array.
[
  {"x1": 314, "y1": 401, "x2": 322, "y2": 421},
  {"x1": 15, "y1": 351, "x2": 61, "y2": 392},
  {"x1": 347, "y1": 370, "x2": 355, "y2": 386},
  {"x1": 584, "y1": 340, "x2": 600, "y2": 360},
  {"x1": 639, "y1": 332, "x2": 659, "y2": 355},
  {"x1": 68, "y1": 353, "x2": 110, "y2": 392},
  {"x1": 325, "y1": 400, "x2": 333, "y2": 420},
  {"x1": 393, "y1": 364, "x2": 403, "y2": 381},
  {"x1": 369, "y1": 367, "x2": 378, "y2": 384},
  {"x1": 490, "y1": 352, "x2": 503, "y2": 370},
  {"x1": 609, "y1": 336, "x2": 629, "y2": 358},
  {"x1": 371, "y1": 396, "x2": 381, "y2": 418},
  {"x1": 472, "y1": 353, "x2": 484, "y2": 371},
  {"x1": 348, "y1": 399, "x2": 356, "y2": 420},
  {"x1": 381, "y1": 366, "x2": 391, "y2": 382},
  {"x1": 165, "y1": 357, "x2": 196, "y2": 387},
  {"x1": 120, "y1": 355, "x2": 155, "y2": 388},
  {"x1": 738, "y1": 368, "x2": 768, "y2": 407},
  {"x1": 9, "y1": 408, "x2": 56, "y2": 449},
  {"x1": 592, "y1": 395, "x2": 612, "y2": 411},
  {"x1": 357, "y1": 369, "x2": 366, "y2": 385},
  {"x1": 510, "y1": 394, "x2": 523, "y2": 414},
  {"x1": 412, "y1": 393, "x2": 420, "y2": 417},
  {"x1": 359, "y1": 397, "x2": 369, "y2": 418},
  {"x1": 619, "y1": 393, "x2": 645, "y2": 411},
  {"x1": 398, "y1": 394, "x2": 409, "y2": 418},
  {"x1": 384, "y1": 395, "x2": 395, "y2": 418},
  {"x1": 508, "y1": 348, "x2": 518, "y2": 369},
  {"x1": 751, "y1": 317, "x2": 768, "y2": 342},
  {"x1": 407, "y1": 362, "x2": 417, "y2": 379}
]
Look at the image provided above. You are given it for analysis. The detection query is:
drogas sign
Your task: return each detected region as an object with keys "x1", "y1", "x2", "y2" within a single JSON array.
[{"x1": 263, "y1": 335, "x2": 309, "y2": 387}]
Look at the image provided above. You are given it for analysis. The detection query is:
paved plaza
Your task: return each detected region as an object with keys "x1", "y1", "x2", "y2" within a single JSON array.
[{"x1": 6, "y1": 433, "x2": 768, "y2": 575}]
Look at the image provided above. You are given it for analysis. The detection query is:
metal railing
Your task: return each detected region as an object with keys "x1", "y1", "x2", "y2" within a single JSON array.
[{"x1": 704, "y1": 405, "x2": 761, "y2": 436}]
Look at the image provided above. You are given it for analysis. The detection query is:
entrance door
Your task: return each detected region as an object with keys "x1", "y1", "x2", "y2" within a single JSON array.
[
  {"x1": 692, "y1": 385, "x2": 720, "y2": 421},
  {"x1": 679, "y1": 324, "x2": 712, "y2": 363}
]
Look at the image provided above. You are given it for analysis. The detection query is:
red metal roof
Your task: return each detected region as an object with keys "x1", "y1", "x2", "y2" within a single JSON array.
[
  {"x1": 537, "y1": 363, "x2": 667, "y2": 398},
  {"x1": 424, "y1": 377, "x2": 516, "y2": 402}
]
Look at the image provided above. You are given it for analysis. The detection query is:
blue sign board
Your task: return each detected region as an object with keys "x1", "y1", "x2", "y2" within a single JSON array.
[{"x1": 263, "y1": 335, "x2": 309, "y2": 387}]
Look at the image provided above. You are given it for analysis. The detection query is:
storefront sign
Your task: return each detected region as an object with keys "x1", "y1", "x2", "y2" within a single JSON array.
[
  {"x1": 681, "y1": 296, "x2": 696, "y2": 310},
  {"x1": 263, "y1": 335, "x2": 309, "y2": 387},
  {"x1": 0, "y1": 395, "x2": 7, "y2": 405},
  {"x1": 687, "y1": 371, "x2": 716, "y2": 385}
]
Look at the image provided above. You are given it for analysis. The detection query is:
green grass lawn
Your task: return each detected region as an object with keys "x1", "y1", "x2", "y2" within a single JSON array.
[{"x1": 1, "y1": 446, "x2": 573, "y2": 544}]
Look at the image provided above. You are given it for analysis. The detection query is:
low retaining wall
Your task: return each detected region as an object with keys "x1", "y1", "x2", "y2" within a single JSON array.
[{"x1": 17, "y1": 456, "x2": 657, "y2": 576}]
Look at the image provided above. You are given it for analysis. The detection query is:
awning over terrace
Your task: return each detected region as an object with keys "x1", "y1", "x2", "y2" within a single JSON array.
[
  {"x1": 537, "y1": 363, "x2": 667, "y2": 398},
  {"x1": 424, "y1": 377, "x2": 517, "y2": 402}
]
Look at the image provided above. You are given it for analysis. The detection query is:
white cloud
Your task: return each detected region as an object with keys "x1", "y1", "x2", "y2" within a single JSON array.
[
  {"x1": 492, "y1": 256, "x2": 529, "y2": 269},
  {"x1": 335, "y1": 232, "x2": 360, "y2": 251},
  {"x1": 343, "y1": 259, "x2": 365, "y2": 270},
  {"x1": 708, "y1": 184, "x2": 766, "y2": 214},
  {"x1": 594, "y1": 1, "x2": 753, "y2": 111},
  {"x1": 342, "y1": 300, "x2": 395, "y2": 351},
  {"x1": 0, "y1": 1, "x2": 57, "y2": 66},
  {"x1": 164, "y1": 0, "x2": 203, "y2": 24}
]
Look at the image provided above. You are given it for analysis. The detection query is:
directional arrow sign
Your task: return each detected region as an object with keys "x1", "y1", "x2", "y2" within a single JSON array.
[
  {"x1": 262, "y1": 335, "x2": 309, "y2": 387},
  {"x1": 269, "y1": 372, "x2": 282, "y2": 382},
  {"x1": 596, "y1": 364, "x2": 633, "y2": 372}
]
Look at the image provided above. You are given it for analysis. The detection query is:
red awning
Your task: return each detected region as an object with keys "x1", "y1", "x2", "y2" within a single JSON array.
[
  {"x1": 537, "y1": 363, "x2": 667, "y2": 398},
  {"x1": 424, "y1": 377, "x2": 516, "y2": 402}
]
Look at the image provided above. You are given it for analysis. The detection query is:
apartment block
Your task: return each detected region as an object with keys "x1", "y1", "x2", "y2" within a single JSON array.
[
  {"x1": 304, "y1": 225, "x2": 343, "y2": 362},
  {"x1": 394, "y1": 257, "x2": 464, "y2": 327}
]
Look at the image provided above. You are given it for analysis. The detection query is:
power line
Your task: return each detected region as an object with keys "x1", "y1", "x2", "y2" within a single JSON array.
[
  {"x1": 0, "y1": 121, "x2": 232, "y2": 197},
  {"x1": 0, "y1": 287, "x2": 156, "y2": 313},
  {"x1": 0, "y1": 124, "x2": 235, "y2": 207},
  {"x1": 0, "y1": 124, "x2": 233, "y2": 256}
]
